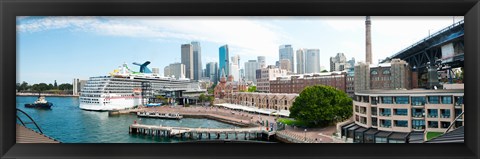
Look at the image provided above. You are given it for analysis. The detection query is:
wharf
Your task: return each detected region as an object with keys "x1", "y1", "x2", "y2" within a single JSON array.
[
  {"x1": 129, "y1": 124, "x2": 275, "y2": 140},
  {"x1": 16, "y1": 124, "x2": 60, "y2": 143}
]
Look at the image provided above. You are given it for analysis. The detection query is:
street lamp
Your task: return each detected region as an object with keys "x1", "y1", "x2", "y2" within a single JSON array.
[{"x1": 304, "y1": 129, "x2": 307, "y2": 141}]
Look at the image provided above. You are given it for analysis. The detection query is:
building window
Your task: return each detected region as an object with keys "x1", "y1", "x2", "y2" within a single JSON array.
[
  {"x1": 394, "y1": 120, "x2": 408, "y2": 127},
  {"x1": 375, "y1": 137, "x2": 387, "y2": 143},
  {"x1": 395, "y1": 96, "x2": 409, "y2": 104},
  {"x1": 441, "y1": 121, "x2": 450, "y2": 129},
  {"x1": 371, "y1": 107, "x2": 377, "y2": 116},
  {"x1": 383, "y1": 70, "x2": 391, "y2": 75},
  {"x1": 411, "y1": 97, "x2": 426, "y2": 106},
  {"x1": 371, "y1": 97, "x2": 378, "y2": 105},
  {"x1": 371, "y1": 70, "x2": 378, "y2": 75},
  {"x1": 412, "y1": 120, "x2": 425, "y2": 130},
  {"x1": 428, "y1": 96, "x2": 440, "y2": 104},
  {"x1": 394, "y1": 109, "x2": 408, "y2": 116},
  {"x1": 440, "y1": 109, "x2": 451, "y2": 118},
  {"x1": 427, "y1": 109, "x2": 438, "y2": 118},
  {"x1": 454, "y1": 96, "x2": 464, "y2": 106},
  {"x1": 371, "y1": 117, "x2": 377, "y2": 126},
  {"x1": 381, "y1": 96, "x2": 393, "y2": 104},
  {"x1": 441, "y1": 96, "x2": 452, "y2": 104},
  {"x1": 360, "y1": 107, "x2": 366, "y2": 114},
  {"x1": 412, "y1": 108, "x2": 425, "y2": 117},
  {"x1": 380, "y1": 108, "x2": 391, "y2": 117},
  {"x1": 380, "y1": 119, "x2": 391, "y2": 128},
  {"x1": 428, "y1": 121, "x2": 439, "y2": 128}
]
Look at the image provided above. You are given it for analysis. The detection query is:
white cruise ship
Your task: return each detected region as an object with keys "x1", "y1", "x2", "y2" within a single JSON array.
[{"x1": 79, "y1": 62, "x2": 202, "y2": 111}]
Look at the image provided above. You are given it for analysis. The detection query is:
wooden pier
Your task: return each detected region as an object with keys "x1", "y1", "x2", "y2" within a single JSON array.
[
  {"x1": 16, "y1": 124, "x2": 60, "y2": 143},
  {"x1": 129, "y1": 124, "x2": 275, "y2": 140}
]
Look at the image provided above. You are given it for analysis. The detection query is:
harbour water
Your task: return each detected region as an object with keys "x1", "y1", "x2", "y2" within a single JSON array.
[{"x1": 16, "y1": 96, "x2": 240, "y2": 143}]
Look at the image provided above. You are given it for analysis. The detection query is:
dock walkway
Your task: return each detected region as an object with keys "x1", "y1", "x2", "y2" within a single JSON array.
[
  {"x1": 16, "y1": 124, "x2": 60, "y2": 143},
  {"x1": 129, "y1": 124, "x2": 275, "y2": 140}
]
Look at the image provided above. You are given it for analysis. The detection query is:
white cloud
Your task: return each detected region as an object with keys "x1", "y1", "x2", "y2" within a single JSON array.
[{"x1": 18, "y1": 16, "x2": 285, "y2": 62}]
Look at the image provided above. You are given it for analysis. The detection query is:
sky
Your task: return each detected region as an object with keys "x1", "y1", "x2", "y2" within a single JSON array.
[{"x1": 16, "y1": 16, "x2": 464, "y2": 84}]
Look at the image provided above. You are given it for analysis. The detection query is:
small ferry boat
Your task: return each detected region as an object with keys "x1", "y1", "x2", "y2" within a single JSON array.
[
  {"x1": 25, "y1": 96, "x2": 53, "y2": 109},
  {"x1": 137, "y1": 111, "x2": 183, "y2": 119},
  {"x1": 145, "y1": 103, "x2": 162, "y2": 107}
]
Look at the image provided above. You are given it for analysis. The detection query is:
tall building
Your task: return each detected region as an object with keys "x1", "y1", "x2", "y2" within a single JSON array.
[
  {"x1": 296, "y1": 49, "x2": 305, "y2": 74},
  {"x1": 164, "y1": 62, "x2": 186, "y2": 79},
  {"x1": 279, "y1": 59, "x2": 292, "y2": 72},
  {"x1": 257, "y1": 56, "x2": 266, "y2": 68},
  {"x1": 181, "y1": 44, "x2": 194, "y2": 79},
  {"x1": 279, "y1": 45, "x2": 294, "y2": 72},
  {"x1": 330, "y1": 53, "x2": 348, "y2": 72},
  {"x1": 304, "y1": 49, "x2": 321, "y2": 73},
  {"x1": 230, "y1": 62, "x2": 240, "y2": 82},
  {"x1": 245, "y1": 60, "x2": 258, "y2": 84},
  {"x1": 206, "y1": 62, "x2": 218, "y2": 83},
  {"x1": 256, "y1": 65, "x2": 287, "y2": 93},
  {"x1": 191, "y1": 41, "x2": 202, "y2": 81},
  {"x1": 366, "y1": 16, "x2": 372, "y2": 64},
  {"x1": 73, "y1": 78, "x2": 87, "y2": 95},
  {"x1": 347, "y1": 57, "x2": 356, "y2": 69},
  {"x1": 354, "y1": 62, "x2": 371, "y2": 91},
  {"x1": 219, "y1": 45, "x2": 230, "y2": 77}
]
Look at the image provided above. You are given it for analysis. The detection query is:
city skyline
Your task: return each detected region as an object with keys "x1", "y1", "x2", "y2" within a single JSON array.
[{"x1": 17, "y1": 16, "x2": 463, "y2": 84}]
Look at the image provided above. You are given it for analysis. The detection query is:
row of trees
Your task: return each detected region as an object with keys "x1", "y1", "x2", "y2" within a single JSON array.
[
  {"x1": 199, "y1": 93, "x2": 215, "y2": 106},
  {"x1": 16, "y1": 81, "x2": 73, "y2": 92}
]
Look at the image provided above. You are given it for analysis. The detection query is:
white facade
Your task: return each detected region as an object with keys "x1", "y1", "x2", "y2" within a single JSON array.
[
  {"x1": 257, "y1": 56, "x2": 266, "y2": 68},
  {"x1": 296, "y1": 49, "x2": 305, "y2": 74},
  {"x1": 257, "y1": 65, "x2": 287, "y2": 92},
  {"x1": 305, "y1": 49, "x2": 321, "y2": 73},
  {"x1": 245, "y1": 60, "x2": 258, "y2": 84},
  {"x1": 165, "y1": 63, "x2": 185, "y2": 79}
]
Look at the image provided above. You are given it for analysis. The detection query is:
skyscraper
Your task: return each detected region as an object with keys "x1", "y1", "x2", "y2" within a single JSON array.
[
  {"x1": 206, "y1": 62, "x2": 218, "y2": 83},
  {"x1": 296, "y1": 49, "x2": 305, "y2": 74},
  {"x1": 330, "y1": 53, "x2": 348, "y2": 72},
  {"x1": 257, "y1": 56, "x2": 266, "y2": 68},
  {"x1": 304, "y1": 49, "x2": 320, "y2": 73},
  {"x1": 279, "y1": 45, "x2": 294, "y2": 72},
  {"x1": 366, "y1": 16, "x2": 372, "y2": 64},
  {"x1": 164, "y1": 62, "x2": 186, "y2": 79},
  {"x1": 181, "y1": 44, "x2": 193, "y2": 79},
  {"x1": 219, "y1": 45, "x2": 230, "y2": 78},
  {"x1": 191, "y1": 41, "x2": 202, "y2": 81},
  {"x1": 245, "y1": 60, "x2": 258, "y2": 84}
]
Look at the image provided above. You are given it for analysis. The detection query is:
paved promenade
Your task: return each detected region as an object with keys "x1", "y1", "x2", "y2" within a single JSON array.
[{"x1": 134, "y1": 105, "x2": 344, "y2": 143}]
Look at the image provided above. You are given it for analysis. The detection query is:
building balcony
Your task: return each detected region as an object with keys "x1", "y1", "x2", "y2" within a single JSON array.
[
  {"x1": 379, "y1": 124, "x2": 392, "y2": 128},
  {"x1": 379, "y1": 113, "x2": 391, "y2": 117},
  {"x1": 412, "y1": 125, "x2": 425, "y2": 131},
  {"x1": 440, "y1": 115, "x2": 451, "y2": 119},
  {"x1": 427, "y1": 114, "x2": 438, "y2": 118}
]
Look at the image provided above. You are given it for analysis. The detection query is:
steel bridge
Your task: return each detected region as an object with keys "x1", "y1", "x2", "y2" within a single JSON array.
[{"x1": 381, "y1": 20, "x2": 464, "y2": 88}]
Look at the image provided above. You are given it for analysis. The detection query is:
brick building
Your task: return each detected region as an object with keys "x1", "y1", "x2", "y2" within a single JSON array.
[
  {"x1": 214, "y1": 71, "x2": 248, "y2": 99},
  {"x1": 269, "y1": 72, "x2": 348, "y2": 94},
  {"x1": 233, "y1": 92, "x2": 299, "y2": 111}
]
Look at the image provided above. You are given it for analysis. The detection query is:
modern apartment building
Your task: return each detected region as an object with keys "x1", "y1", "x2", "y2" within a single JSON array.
[{"x1": 340, "y1": 88, "x2": 464, "y2": 143}]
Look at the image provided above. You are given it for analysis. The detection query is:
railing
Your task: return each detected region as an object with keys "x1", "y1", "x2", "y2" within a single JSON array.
[{"x1": 16, "y1": 108, "x2": 43, "y2": 134}]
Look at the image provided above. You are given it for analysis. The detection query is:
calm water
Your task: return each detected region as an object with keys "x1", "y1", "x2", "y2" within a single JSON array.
[{"x1": 16, "y1": 96, "x2": 239, "y2": 143}]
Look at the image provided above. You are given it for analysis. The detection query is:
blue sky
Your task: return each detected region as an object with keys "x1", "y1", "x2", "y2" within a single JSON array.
[{"x1": 17, "y1": 16, "x2": 463, "y2": 84}]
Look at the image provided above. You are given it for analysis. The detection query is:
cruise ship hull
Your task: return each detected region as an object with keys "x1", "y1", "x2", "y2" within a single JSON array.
[{"x1": 79, "y1": 97, "x2": 142, "y2": 111}]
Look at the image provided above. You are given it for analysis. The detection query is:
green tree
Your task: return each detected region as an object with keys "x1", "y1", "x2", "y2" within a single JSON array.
[
  {"x1": 247, "y1": 86, "x2": 257, "y2": 92},
  {"x1": 208, "y1": 96, "x2": 215, "y2": 106},
  {"x1": 321, "y1": 70, "x2": 328, "y2": 73},
  {"x1": 19, "y1": 81, "x2": 29, "y2": 91},
  {"x1": 199, "y1": 93, "x2": 207, "y2": 105},
  {"x1": 58, "y1": 83, "x2": 73, "y2": 90},
  {"x1": 48, "y1": 84, "x2": 54, "y2": 90},
  {"x1": 31, "y1": 83, "x2": 49, "y2": 93},
  {"x1": 289, "y1": 85, "x2": 352, "y2": 127}
]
